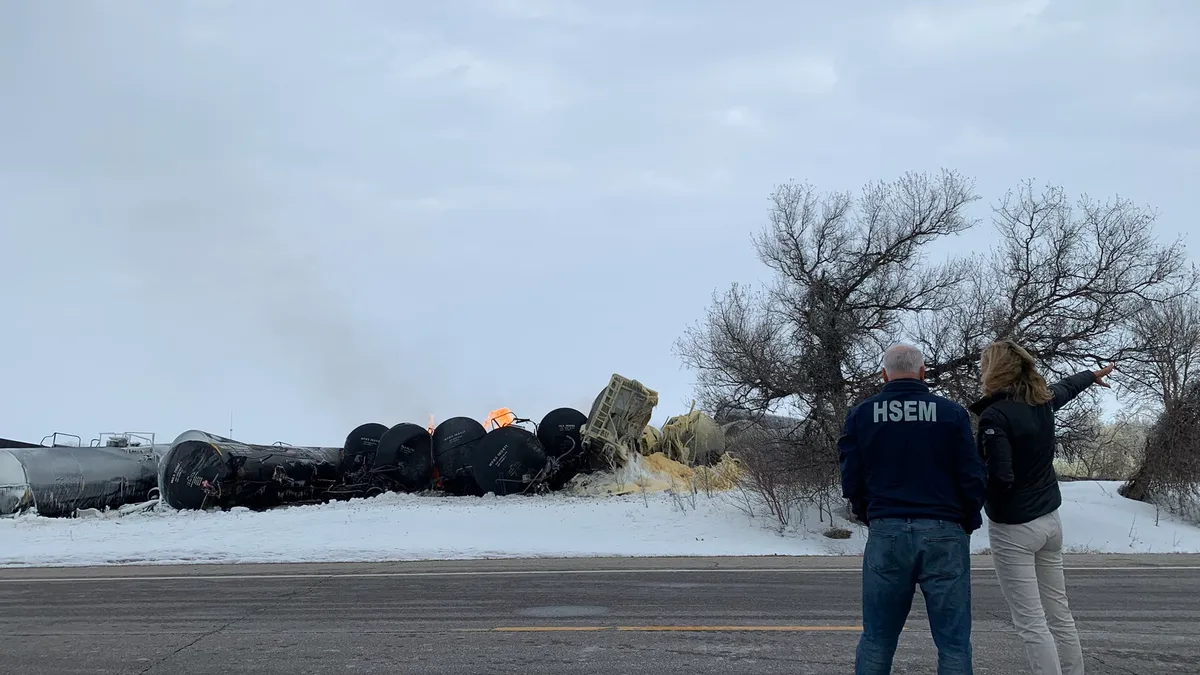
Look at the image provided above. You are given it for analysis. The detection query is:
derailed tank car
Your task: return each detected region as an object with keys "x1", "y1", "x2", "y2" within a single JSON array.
[
  {"x1": 537, "y1": 407, "x2": 588, "y2": 489},
  {"x1": 159, "y1": 430, "x2": 342, "y2": 510},
  {"x1": 332, "y1": 422, "x2": 435, "y2": 497},
  {"x1": 470, "y1": 425, "x2": 549, "y2": 496},
  {"x1": 374, "y1": 423, "x2": 435, "y2": 492},
  {"x1": 0, "y1": 433, "x2": 166, "y2": 517},
  {"x1": 432, "y1": 417, "x2": 487, "y2": 496}
]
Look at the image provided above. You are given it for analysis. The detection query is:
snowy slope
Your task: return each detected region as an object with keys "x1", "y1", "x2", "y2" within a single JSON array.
[{"x1": 1, "y1": 481, "x2": 1198, "y2": 568}]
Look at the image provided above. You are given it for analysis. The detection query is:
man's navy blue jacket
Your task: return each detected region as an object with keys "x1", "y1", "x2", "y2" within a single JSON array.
[{"x1": 839, "y1": 379, "x2": 988, "y2": 533}]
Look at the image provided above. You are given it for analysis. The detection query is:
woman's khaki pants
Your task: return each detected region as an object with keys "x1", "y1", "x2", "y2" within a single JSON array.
[{"x1": 988, "y1": 510, "x2": 1085, "y2": 675}]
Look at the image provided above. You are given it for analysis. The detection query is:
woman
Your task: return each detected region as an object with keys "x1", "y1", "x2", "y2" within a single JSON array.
[{"x1": 969, "y1": 340, "x2": 1115, "y2": 675}]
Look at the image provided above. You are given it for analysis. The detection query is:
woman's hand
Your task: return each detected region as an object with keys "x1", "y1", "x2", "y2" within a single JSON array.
[{"x1": 1093, "y1": 363, "x2": 1117, "y2": 388}]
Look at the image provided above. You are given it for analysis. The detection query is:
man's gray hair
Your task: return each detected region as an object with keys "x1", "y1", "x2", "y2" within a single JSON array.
[{"x1": 882, "y1": 343, "x2": 925, "y2": 377}]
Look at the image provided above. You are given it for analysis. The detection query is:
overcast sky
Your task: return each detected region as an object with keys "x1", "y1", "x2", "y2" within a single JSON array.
[{"x1": 1, "y1": 0, "x2": 1195, "y2": 447}]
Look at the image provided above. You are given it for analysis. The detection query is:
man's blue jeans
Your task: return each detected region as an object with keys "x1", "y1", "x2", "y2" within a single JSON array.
[{"x1": 856, "y1": 517, "x2": 974, "y2": 675}]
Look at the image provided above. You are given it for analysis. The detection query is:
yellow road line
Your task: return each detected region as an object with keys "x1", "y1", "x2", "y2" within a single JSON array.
[
  {"x1": 493, "y1": 626, "x2": 609, "y2": 632},
  {"x1": 618, "y1": 625, "x2": 862, "y2": 632},
  {"x1": 492, "y1": 625, "x2": 862, "y2": 633}
]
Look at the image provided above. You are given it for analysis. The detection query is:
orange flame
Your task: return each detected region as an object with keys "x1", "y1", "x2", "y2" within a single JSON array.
[{"x1": 484, "y1": 407, "x2": 516, "y2": 430}]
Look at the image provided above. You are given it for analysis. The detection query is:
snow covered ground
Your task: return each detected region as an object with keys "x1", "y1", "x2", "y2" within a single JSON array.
[{"x1": 2, "y1": 481, "x2": 1198, "y2": 568}]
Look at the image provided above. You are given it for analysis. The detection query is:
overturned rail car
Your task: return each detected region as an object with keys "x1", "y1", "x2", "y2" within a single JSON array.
[
  {"x1": 159, "y1": 430, "x2": 343, "y2": 511},
  {"x1": 1, "y1": 434, "x2": 167, "y2": 517},
  {"x1": 471, "y1": 425, "x2": 549, "y2": 496}
]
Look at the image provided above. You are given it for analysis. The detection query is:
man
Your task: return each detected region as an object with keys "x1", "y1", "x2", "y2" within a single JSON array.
[{"x1": 839, "y1": 343, "x2": 988, "y2": 675}]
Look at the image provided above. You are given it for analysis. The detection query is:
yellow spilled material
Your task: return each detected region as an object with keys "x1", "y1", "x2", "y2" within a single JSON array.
[
  {"x1": 640, "y1": 452, "x2": 694, "y2": 485},
  {"x1": 692, "y1": 454, "x2": 743, "y2": 492},
  {"x1": 566, "y1": 452, "x2": 743, "y2": 497}
]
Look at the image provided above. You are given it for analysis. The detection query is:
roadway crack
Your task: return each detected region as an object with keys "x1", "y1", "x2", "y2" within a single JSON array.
[{"x1": 134, "y1": 573, "x2": 334, "y2": 675}]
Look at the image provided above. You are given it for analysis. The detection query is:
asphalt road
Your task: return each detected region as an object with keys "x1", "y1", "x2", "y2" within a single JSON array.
[{"x1": 2, "y1": 555, "x2": 1198, "y2": 675}]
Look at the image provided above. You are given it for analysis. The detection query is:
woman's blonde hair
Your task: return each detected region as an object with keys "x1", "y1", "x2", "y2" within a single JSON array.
[{"x1": 980, "y1": 339, "x2": 1054, "y2": 406}]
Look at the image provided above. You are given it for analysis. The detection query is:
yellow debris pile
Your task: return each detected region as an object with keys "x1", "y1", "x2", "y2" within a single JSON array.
[
  {"x1": 640, "y1": 452, "x2": 694, "y2": 487},
  {"x1": 691, "y1": 453, "x2": 743, "y2": 492},
  {"x1": 565, "y1": 451, "x2": 743, "y2": 497}
]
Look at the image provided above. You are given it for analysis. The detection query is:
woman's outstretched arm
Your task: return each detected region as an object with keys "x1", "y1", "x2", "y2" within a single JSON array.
[{"x1": 1050, "y1": 363, "x2": 1116, "y2": 410}]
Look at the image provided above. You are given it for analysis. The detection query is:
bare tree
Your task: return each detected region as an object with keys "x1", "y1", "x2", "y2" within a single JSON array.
[
  {"x1": 1121, "y1": 382, "x2": 1200, "y2": 522},
  {"x1": 726, "y1": 430, "x2": 804, "y2": 528},
  {"x1": 677, "y1": 170, "x2": 980, "y2": 496},
  {"x1": 1119, "y1": 296, "x2": 1200, "y2": 411},
  {"x1": 918, "y1": 181, "x2": 1196, "y2": 459},
  {"x1": 1118, "y1": 296, "x2": 1200, "y2": 505},
  {"x1": 923, "y1": 181, "x2": 1195, "y2": 387}
]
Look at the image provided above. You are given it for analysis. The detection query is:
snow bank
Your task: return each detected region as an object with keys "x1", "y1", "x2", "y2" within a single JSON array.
[{"x1": 1, "y1": 481, "x2": 1198, "y2": 568}]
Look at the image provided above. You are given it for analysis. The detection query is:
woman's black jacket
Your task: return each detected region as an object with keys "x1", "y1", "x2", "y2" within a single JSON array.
[{"x1": 968, "y1": 371, "x2": 1096, "y2": 525}]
